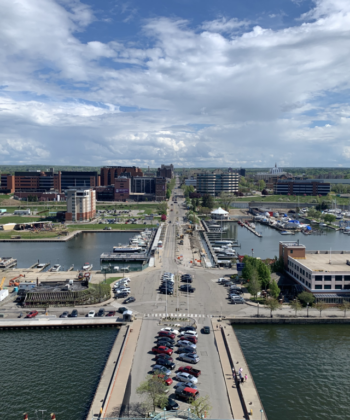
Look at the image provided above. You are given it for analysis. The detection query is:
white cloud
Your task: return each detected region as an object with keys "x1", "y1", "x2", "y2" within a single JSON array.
[{"x1": 1, "y1": 0, "x2": 350, "y2": 166}]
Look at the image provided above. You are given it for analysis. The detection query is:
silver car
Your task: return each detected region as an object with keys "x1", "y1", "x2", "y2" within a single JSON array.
[
  {"x1": 178, "y1": 353, "x2": 200, "y2": 364},
  {"x1": 152, "y1": 365, "x2": 171, "y2": 376}
]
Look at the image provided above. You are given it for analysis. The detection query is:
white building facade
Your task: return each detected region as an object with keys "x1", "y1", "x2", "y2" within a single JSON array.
[{"x1": 65, "y1": 188, "x2": 96, "y2": 222}]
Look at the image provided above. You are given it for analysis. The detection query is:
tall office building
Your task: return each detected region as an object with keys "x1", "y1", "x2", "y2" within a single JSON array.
[
  {"x1": 65, "y1": 188, "x2": 96, "y2": 222},
  {"x1": 197, "y1": 173, "x2": 239, "y2": 196}
]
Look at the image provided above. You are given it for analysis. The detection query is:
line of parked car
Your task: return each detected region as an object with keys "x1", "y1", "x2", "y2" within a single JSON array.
[
  {"x1": 151, "y1": 325, "x2": 204, "y2": 408},
  {"x1": 158, "y1": 272, "x2": 196, "y2": 295},
  {"x1": 217, "y1": 277, "x2": 245, "y2": 304},
  {"x1": 113, "y1": 277, "x2": 136, "y2": 304}
]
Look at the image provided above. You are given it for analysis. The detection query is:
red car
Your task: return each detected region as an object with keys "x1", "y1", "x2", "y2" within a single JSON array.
[
  {"x1": 179, "y1": 335, "x2": 197, "y2": 344},
  {"x1": 25, "y1": 311, "x2": 39, "y2": 318},
  {"x1": 152, "y1": 346, "x2": 173, "y2": 355},
  {"x1": 178, "y1": 366, "x2": 201, "y2": 377},
  {"x1": 106, "y1": 311, "x2": 116, "y2": 317},
  {"x1": 158, "y1": 331, "x2": 176, "y2": 339},
  {"x1": 155, "y1": 374, "x2": 173, "y2": 386}
]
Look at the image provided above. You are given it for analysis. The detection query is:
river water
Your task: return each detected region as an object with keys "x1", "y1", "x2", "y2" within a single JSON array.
[
  {"x1": 1, "y1": 231, "x2": 134, "y2": 269},
  {"x1": 220, "y1": 223, "x2": 350, "y2": 258},
  {"x1": 0, "y1": 328, "x2": 119, "y2": 420},
  {"x1": 234, "y1": 325, "x2": 350, "y2": 420}
]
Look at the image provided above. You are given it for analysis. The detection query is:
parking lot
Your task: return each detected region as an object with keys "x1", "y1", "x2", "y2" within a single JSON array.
[{"x1": 128, "y1": 319, "x2": 232, "y2": 418}]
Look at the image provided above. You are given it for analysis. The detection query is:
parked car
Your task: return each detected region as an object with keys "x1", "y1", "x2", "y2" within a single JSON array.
[
  {"x1": 157, "y1": 341, "x2": 174, "y2": 349},
  {"x1": 179, "y1": 336, "x2": 197, "y2": 344},
  {"x1": 174, "y1": 382, "x2": 198, "y2": 390},
  {"x1": 180, "y1": 285, "x2": 195, "y2": 293},
  {"x1": 60, "y1": 311, "x2": 69, "y2": 318},
  {"x1": 159, "y1": 331, "x2": 176, "y2": 339},
  {"x1": 96, "y1": 308, "x2": 105, "y2": 317},
  {"x1": 159, "y1": 288, "x2": 174, "y2": 295},
  {"x1": 157, "y1": 336, "x2": 175, "y2": 343},
  {"x1": 152, "y1": 346, "x2": 173, "y2": 355},
  {"x1": 161, "y1": 327, "x2": 179, "y2": 335},
  {"x1": 231, "y1": 296, "x2": 245, "y2": 304},
  {"x1": 179, "y1": 330, "x2": 198, "y2": 338},
  {"x1": 177, "y1": 340, "x2": 196, "y2": 349},
  {"x1": 202, "y1": 326, "x2": 210, "y2": 334},
  {"x1": 106, "y1": 311, "x2": 116, "y2": 317},
  {"x1": 155, "y1": 358, "x2": 176, "y2": 370},
  {"x1": 114, "y1": 292, "x2": 129, "y2": 298},
  {"x1": 155, "y1": 354, "x2": 173, "y2": 362},
  {"x1": 179, "y1": 325, "x2": 196, "y2": 332},
  {"x1": 176, "y1": 372, "x2": 198, "y2": 384},
  {"x1": 178, "y1": 353, "x2": 200, "y2": 364},
  {"x1": 163, "y1": 397, "x2": 179, "y2": 410},
  {"x1": 87, "y1": 310, "x2": 95, "y2": 317},
  {"x1": 178, "y1": 366, "x2": 201, "y2": 377},
  {"x1": 175, "y1": 387, "x2": 199, "y2": 402},
  {"x1": 154, "y1": 374, "x2": 173, "y2": 386},
  {"x1": 217, "y1": 278, "x2": 226, "y2": 284},
  {"x1": 25, "y1": 311, "x2": 39, "y2": 318},
  {"x1": 123, "y1": 297, "x2": 135, "y2": 304},
  {"x1": 70, "y1": 309, "x2": 78, "y2": 317},
  {"x1": 152, "y1": 365, "x2": 172, "y2": 376}
]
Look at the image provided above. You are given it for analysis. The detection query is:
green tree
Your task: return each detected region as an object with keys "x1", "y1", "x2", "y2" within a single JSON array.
[
  {"x1": 166, "y1": 189, "x2": 171, "y2": 199},
  {"x1": 298, "y1": 291, "x2": 315, "y2": 306},
  {"x1": 201, "y1": 194, "x2": 215, "y2": 210},
  {"x1": 323, "y1": 214, "x2": 336, "y2": 224},
  {"x1": 290, "y1": 299, "x2": 302, "y2": 317},
  {"x1": 265, "y1": 297, "x2": 280, "y2": 317},
  {"x1": 269, "y1": 280, "x2": 280, "y2": 298},
  {"x1": 247, "y1": 268, "x2": 261, "y2": 298},
  {"x1": 242, "y1": 261, "x2": 254, "y2": 281},
  {"x1": 218, "y1": 192, "x2": 235, "y2": 211},
  {"x1": 136, "y1": 375, "x2": 168, "y2": 412},
  {"x1": 338, "y1": 301, "x2": 350, "y2": 317},
  {"x1": 157, "y1": 202, "x2": 168, "y2": 215},
  {"x1": 258, "y1": 180, "x2": 266, "y2": 191},
  {"x1": 190, "y1": 395, "x2": 212, "y2": 418},
  {"x1": 314, "y1": 301, "x2": 328, "y2": 317},
  {"x1": 258, "y1": 263, "x2": 271, "y2": 290},
  {"x1": 200, "y1": 206, "x2": 211, "y2": 216}
]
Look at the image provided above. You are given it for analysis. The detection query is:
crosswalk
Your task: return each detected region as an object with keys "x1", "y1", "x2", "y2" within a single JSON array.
[{"x1": 144, "y1": 313, "x2": 213, "y2": 318}]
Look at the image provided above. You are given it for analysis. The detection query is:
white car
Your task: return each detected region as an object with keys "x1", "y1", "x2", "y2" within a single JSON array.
[
  {"x1": 179, "y1": 330, "x2": 198, "y2": 338},
  {"x1": 177, "y1": 340, "x2": 196, "y2": 349},
  {"x1": 176, "y1": 372, "x2": 198, "y2": 384},
  {"x1": 217, "y1": 278, "x2": 226, "y2": 284},
  {"x1": 87, "y1": 310, "x2": 95, "y2": 317},
  {"x1": 161, "y1": 327, "x2": 179, "y2": 335}
]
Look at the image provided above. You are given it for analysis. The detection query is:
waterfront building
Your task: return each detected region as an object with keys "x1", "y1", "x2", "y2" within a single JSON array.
[
  {"x1": 280, "y1": 241, "x2": 350, "y2": 302},
  {"x1": 274, "y1": 179, "x2": 331, "y2": 195},
  {"x1": 197, "y1": 172, "x2": 239, "y2": 196},
  {"x1": 65, "y1": 188, "x2": 96, "y2": 222},
  {"x1": 211, "y1": 207, "x2": 229, "y2": 220}
]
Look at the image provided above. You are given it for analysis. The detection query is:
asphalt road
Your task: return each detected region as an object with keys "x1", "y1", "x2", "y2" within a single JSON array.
[{"x1": 128, "y1": 319, "x2": 232, "y2": 419}]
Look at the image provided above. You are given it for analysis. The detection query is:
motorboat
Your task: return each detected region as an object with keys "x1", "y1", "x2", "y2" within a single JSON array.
[
  {"x1": 280, "y1": 231, "x2": 294, "y2": 235},
  {"x1": 319, "y1": 223, "x2": 328, "y2": 228},
  {"x1": 50, "y1": 264, "x2": 61, "y2": 272},
  {"x1": 214, "y1": 240, "x2": 233, "y2": 245},
  {"x1": 82, "y1": 262, "x2": 93, "y2": 271},
  {"x1": 113, "y1": 246, "x2": 143, "y2": 253}
]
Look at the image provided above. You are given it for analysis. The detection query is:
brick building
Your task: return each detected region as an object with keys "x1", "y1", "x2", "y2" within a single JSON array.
[
  {"x1": 0, "y1": 174, "x2": 15, "y2": 193},
  {"x1": 157, "y1": 164, "x2": 174, "y2": 179},
  {"x1": 100, "y1": 166, "x2": 143, "y2": 186},
  {"x1": 65, "y1": 188, "x2": 96, "y2": 222}
]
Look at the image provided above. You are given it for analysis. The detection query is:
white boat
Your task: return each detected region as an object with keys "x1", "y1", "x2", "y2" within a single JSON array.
[
  {"x1": 82, "y1": 262, "x2": 93, "y2": 271},
  {"x1": 50, "y1": 264, "x2": 61, "y2": 272},
  {"x1": 250, "y1": 223, "x2": 256, "y2": 229},
  {"x1": 280, "y1": 231, "x2": 294, "y2": 235},
  {"x1": 319, "y1": 223, "x2": 328, "y2": 228},
  {"x1": 113, "y1": 246, "x2": 143, "y2": 253},
  {"x1": 214, "y1": 240, "x2": 233, "y2": 245}
]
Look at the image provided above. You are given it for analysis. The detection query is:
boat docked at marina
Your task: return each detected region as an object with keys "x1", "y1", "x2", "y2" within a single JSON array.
[
  {"x1": 50, "y1": 264, "x2": 61, "y2": 272},
  {"x1": 113, "y1": 245, "x2": 143, "y2": 253},
  {"x1": 82, "y1": 262, "x2": 93, "y2": 271},
  {"x1": 0, "y1": 257, "x2": 17, "y2": 269}
]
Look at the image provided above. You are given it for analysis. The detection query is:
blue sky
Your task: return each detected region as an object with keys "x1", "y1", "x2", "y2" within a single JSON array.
[{"x1": 0, "y1": 0, "x2": 350, "y2": 167}]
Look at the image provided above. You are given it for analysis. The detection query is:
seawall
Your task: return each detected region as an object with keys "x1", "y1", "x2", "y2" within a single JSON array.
[{"x1": 227, "y1": 317, "x2": 350, "y2": 324}]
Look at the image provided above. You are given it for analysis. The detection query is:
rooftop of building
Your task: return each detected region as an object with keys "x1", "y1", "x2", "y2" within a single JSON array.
[
  {"x1": 291, "y1": 253, "x2": 350, "y2": 272},
  {"x1": 280, "y1": 241, "x2": 306, "y2": 248}
]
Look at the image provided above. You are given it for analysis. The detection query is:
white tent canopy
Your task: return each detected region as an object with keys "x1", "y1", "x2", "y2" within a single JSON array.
[{"x1": 211, "y1": 207, "x2": 228, "y2": 215}]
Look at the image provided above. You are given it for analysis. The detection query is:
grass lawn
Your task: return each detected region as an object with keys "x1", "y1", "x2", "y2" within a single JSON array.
[
  {"x1": 0, "y1": 230, "x2": 60, "y2": 239},
  {"x1": 104, "y1": 276, "x2": 123, "y2": 285},
  {"x1": 67, "y1": 223, "x2": 157, "y2": 230},
  {"x1": 0, "y1": 216, "x2": 43, "y2": 224}
]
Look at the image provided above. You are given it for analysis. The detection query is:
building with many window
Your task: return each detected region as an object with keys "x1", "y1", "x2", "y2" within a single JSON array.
[
  {"x1": 280, "y1": 241, "x2": 350, "y2": 302},
  {"x1": 100, "y1": 166, "x2": 143, "y2": 186},
  {"x1": 65, "y1": 188, "x2": 96, "y2": 222},
  {"x1": 196, "y1": 173, "x2": 239, "y2": 196},
  {"x1": 0, "y1": 174, "x2": 15, "y2": 193},
  {"x1": 157, "y1": 164, "x2": 174, "y2": 179},
  {"x1": 274, "y1": 180, "x2": 331, "y2": 195},
  {"x1": 60, "y1": 171, "x2": 99, "y2": 191}
]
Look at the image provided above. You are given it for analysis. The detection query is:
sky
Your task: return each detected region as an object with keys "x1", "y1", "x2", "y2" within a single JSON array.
[{"x1": 1, "y1": 0, "x2": 350, "y2": 168}]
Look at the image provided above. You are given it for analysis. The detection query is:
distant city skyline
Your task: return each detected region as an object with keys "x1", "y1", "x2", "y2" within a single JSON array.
[{"x1": 1, "y1": 0, "x2": 350, "y2": 167}]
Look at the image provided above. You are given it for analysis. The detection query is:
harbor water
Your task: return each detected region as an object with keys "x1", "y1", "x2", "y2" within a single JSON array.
[
  {"x1": 219, "y1": 222, "x2": 350, "y2": 258},
  {"x1": 1, "y1": 231, "x2": 135, "y2": 269},
  {"x1": 0, "y1": 327, "x2": 119, "y2": 420},
  {"x1": 234, "y1": 325, "x2": 350, "y2": 420}
]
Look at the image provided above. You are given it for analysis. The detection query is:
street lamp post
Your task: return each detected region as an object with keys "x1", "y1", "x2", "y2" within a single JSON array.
[
  {"x1": 257, "y1": 302, "x2": 260, "y2": 317},
  {"x1": 252, "y1": 248, "x2": 254, "y2": 257},
  {"x1": 307, "y1": 302, "x2": 309, "y2": 318},
  {"x1": 260, "y1": 409, "x2": 264, "y2": 420}
]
